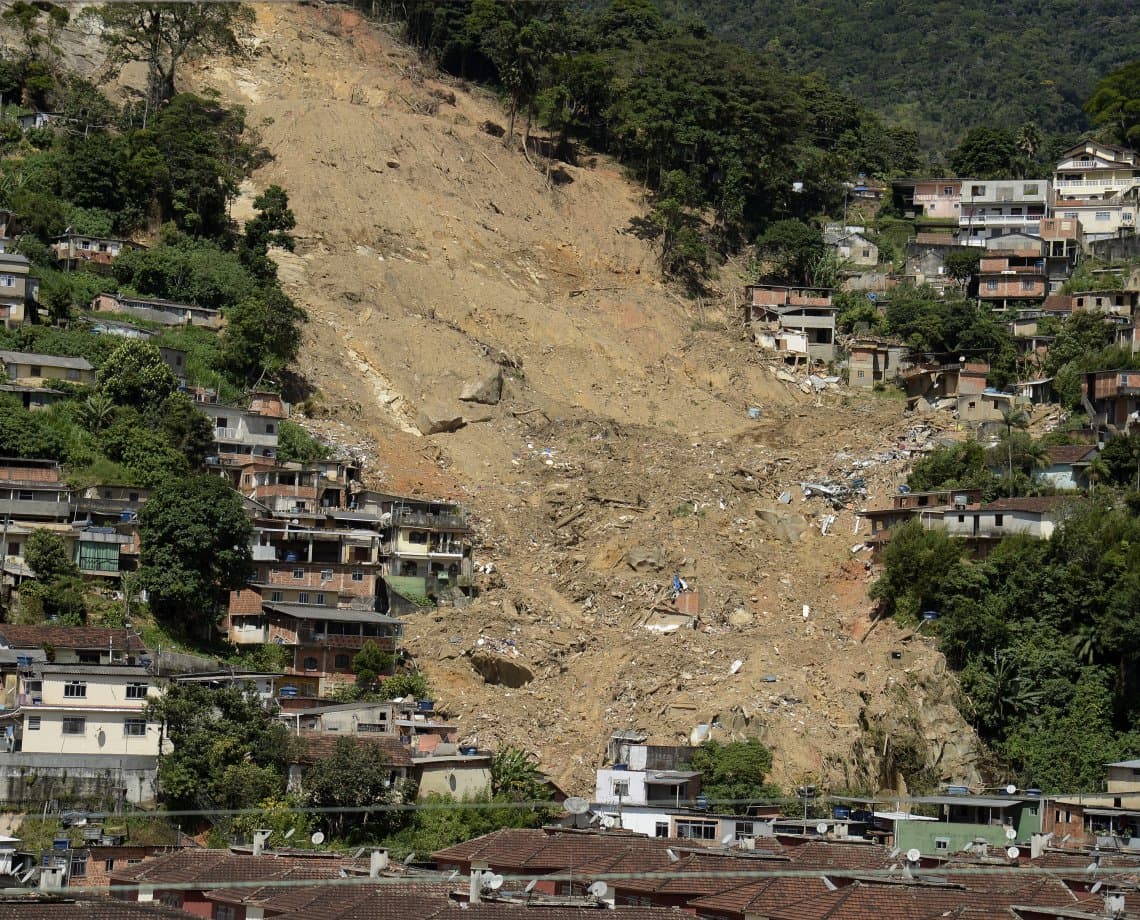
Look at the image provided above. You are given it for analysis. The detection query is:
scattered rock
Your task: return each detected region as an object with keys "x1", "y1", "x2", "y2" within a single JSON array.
[
  {"x1": 482, "y1": 120, "x2": 506, "y2": 138},
  {"x1": 416, "y1": 404, "x2": 466, "y2": 435},
  {"x1": 459, "y1": 370, "x2": 503, "y2": 405},
  {"x1": 469, "y1": 651, "x2": 534, "y2": 687},
  {"x1": 626, "y1": 545, "x2": 665, "y2": 572},
  {"x1": 756, "y1": 508, "x2": 808, "y2": 544},
  {"x1": 727, "y1": 608, "x2": 754, "y2": 627},
  {"x1": 429, "y1": 87, "x2": 457, "y2": 106},
  {"x1": 386, "y1": 158, "x2": 400, "y2": 169}
]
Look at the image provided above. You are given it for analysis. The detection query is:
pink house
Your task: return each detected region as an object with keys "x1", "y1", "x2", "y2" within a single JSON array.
[{"x1": 893, "y1": 179, "x2": 962, "y2": 220}]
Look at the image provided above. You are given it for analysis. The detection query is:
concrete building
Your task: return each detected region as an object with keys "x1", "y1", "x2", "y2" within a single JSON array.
[
  {"x1": 0, "y1": 351, "x2": 95, "y2": 386},
  {"x1": 744, "y1": 285, "x2": 837, "y2": 363},
  {"x1": 891, "y1": 179, "x2": 962, "y2": 220},
  {"x1": 959, "y1": 178, "x2": 1051, "y2": 248},
  {"x1": 1053, "y1": 141, "x2": 1140, "y2": 244},
  {"x1": 0, "y1": 253, "x2": 38, "y2": 328},
  {"x1": 206, "y1": 404, "x2": 279, "y2": 461},
  {"x1": 90, "y1": 292, "x2": 221, "y2": 329},
  {"x1": 53, "y1": 234, "x2": 141, "y2": 270}
]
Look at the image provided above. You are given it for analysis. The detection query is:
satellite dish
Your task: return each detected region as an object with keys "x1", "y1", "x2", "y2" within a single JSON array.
[
  {"x1": 1005, "y1": 784, "x2": 1017, "y2": 795},
  {"x1": 1087, "y1": 862, "x2": 1099, "y2": 875},
  {"x1": 889, "y1": 847, "x2": 900, "y2": 858},
  {"x1": 588, "y1": 881, "x2": 608, "y2": 898},
  {"x1": 816, "y1": 822, "x2": 829, "y2": 835},
  {"x1": 524, "y1": 880, "x2": 537, "y2": 893},
  {"x1": 310, "y1": 831, "x2": 325, "y2": 846},
  {"x1": 822, "y1": 876, "x2": 838, "y2": 892},
  {"x1": 565, "y1": 796, "x2": 590, "y2": 815},
  {"x1": 1005, "y1": 827, "x2": 1017, "y2": 841},
  {"x1": 721, "y1": 832, "x2": 735, "y2": 846},
  {"x1": 600, "y1": 815, "x2": 615, "y2": 829},
  {"x1": 666, "y1": 848, "x2": 680, "y2": 863},
  {"x1": 283, "y1": 828, "x2": 296, "y2": 840},
  {"x1": 906, "y1": 848, "x2": 922, "y2": 863},
  {"x1": 404, "y1": 852, "x2": 416, "y2": 865},
  {"x1": 1092, "y1": 882, "x2": 1104, "y2": 894},
  {"x1": 1007, "y1": 847, "x2": 1020, "y2": 859},
  {"x1": 484, "y1": 873, "x2": 504, "y2": 891},
  {"x1": 448, "y1": 869, "x2": 459, "y2": 880}
]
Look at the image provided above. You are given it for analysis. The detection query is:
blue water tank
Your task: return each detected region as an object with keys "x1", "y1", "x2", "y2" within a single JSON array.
[
  {"x1": 416, "y1": 699, "x2": 434, "y2": 712},
  {"x1": 833, "y1": 805, "x2": 851, "y2": 820},
  {"x1": 612, "y1": 763, "x2": 628, "y2": 771},
  {"x1": 284, "y1": 552, "x2": 298, "y2": 563}
]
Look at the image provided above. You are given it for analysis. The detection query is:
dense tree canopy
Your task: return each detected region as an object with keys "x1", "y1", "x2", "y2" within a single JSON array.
[{"x1": 138, "y1": 475, "x2": 253, "y2": 633}]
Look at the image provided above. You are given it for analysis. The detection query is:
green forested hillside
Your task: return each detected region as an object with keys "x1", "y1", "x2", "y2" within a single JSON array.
[{"x1": 654, "y1": 0, "x2": 1140, "y2": 152}]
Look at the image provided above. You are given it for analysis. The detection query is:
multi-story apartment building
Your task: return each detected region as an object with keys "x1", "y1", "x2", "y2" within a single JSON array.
[
  {"x1": 1053, "y1": 141, "x2": 1140, "y2": 244},
  {"x1": 959, "y1": 178, "x2": 1051, "y2": 247},
  {"x1": 891, "y1": 178, "x2": 962, "y2": 219},
  {"x1": 0, "y1": 253, "x2": 38, "y2": 328},
  {"x1": 977, "y1": 242, "x2": 1048, "y2": 309},
  {"x1": 206, "y1": 404, "x2": 279, "y2": 461},
  {"x1": 743, "y1": 285, "x2": 837, "y2": 362}
]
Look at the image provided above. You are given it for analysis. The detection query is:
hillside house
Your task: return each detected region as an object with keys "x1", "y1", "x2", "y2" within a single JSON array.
[
  {"x1": 90, "y1": 292, "x2": 221, "y2": 329},
  {"x1": 936, "y1": 496, "x2": 1063, "y2": 556},
  {"x1": 890, "y1": 793, "x2": 1042, "y2": 857},
  {"x1": 1072, "y1": 289, "x2": 1139, "y2": 319},
  {"x1": 1038, "y1": 444, "x2": 1097, "y2": 491},
  {"x1": 958, "y1": 389, "x2": 1021, "y2": 424},
  {"x1": 0, "y1": 253, "x2": 38, "y2": 328},
  {"x1": 977, "y1": 245, "x2": 1048, "y2": 309},
  {"x1": 286, "y1": 731, "x2": 412, "y2": 794},
  {"x1": 1084, "y1": 369, "x2": 1140, "y2": 430},
  {"x1": 891, "y1": 179, "x2": 961, "y2": 219},
  {"x1": 0, "y1": 662, "x2": 160, "y2": 806},
  {"x1": 1039, "y1": 217, "x2": 1084, "y2": 290},
  {"x1": 0, "y1": 351, "x2": 95, "y2": 385},
  {"x1": 744, "y1": 285, "x2": 837, "y2": 362},
  {"x1": 959, "y1": 179, "x2": 1050, "y2": 248},
  {"x1": 0, "y1": 626, "x2": 146, "y2": 666},
  {"x1": 846, "y1": 337, "x2": 909, "y2": 388},
  {"x1": 1053, "y1": 141, "x2": 1140, "y2": 243},
  {"x1": 206, "y1": 404, "x2": 279, "y2": 461},
  {"x1": 225, "y1": 602, "x2": 401, "y2": 697},
  {"x1": 861, "y1": 488, "x2": 986, "y2": 556},
  {"x1": 824, "y1": 226, "x2": 878, "y2": 267},
  {"x1": 53, "y1": 234, "x2": 141, "y2": 270}
]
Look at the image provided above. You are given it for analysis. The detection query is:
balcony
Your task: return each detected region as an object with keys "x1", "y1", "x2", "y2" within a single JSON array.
[
  {"x1": 215, "y1": 427, "x2": 240, "y2": 440},
  {"x1": 297, "y1": 630, "x2": 397, "y2": 650},
  {"x1": 959, "y1": 214, "x2": 1044, "y2": 228},
  {"x1": 395, "y1": 510, "x2": 470, "y2": 532},
  {"x1": 1054, "y1": 178, "x2": 1137, "y2": 191}
]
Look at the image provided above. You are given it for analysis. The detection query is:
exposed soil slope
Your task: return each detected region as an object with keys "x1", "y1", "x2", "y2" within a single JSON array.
[{"x1": 141, "y1": 4, "x2": 985, "y2": 794}]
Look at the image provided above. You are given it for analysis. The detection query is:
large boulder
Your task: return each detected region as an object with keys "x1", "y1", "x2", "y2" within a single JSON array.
[
  {"x1": 459, "y1": 371, "x2": 504, "y2": 405},
  {"x1": 756, "y1": 508, "x2": 808, "y2": 543},
  {"x1": 469, "y1": 651, "x2": 534, "y2": 688},
  {"x1": 417, "y1": 404, "x2": 467, "y2": 435},
  {"x1": 626, "y1": 545, "x2": 665, "y2": 572}
]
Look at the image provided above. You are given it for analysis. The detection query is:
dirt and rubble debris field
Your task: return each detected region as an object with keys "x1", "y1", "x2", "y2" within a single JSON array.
[{"x1": 115, "y1": 4, "x2": 989, "y2": 795}]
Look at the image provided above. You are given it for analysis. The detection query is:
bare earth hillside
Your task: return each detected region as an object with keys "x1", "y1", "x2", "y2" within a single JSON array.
[{"x1": 188, "y1": 4, "x2": 980, "y2": 795}]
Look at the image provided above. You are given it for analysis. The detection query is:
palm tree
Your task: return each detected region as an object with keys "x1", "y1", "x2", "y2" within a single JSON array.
[
  {"x1": 77, "y1": 393, "x2": 115, "y2": 433},
  {"x1": 1000, "y1": 406, "x2": 1030, "y2": 481},
  {"x1": 490, "y1": 746, "x2": 545, "y2": 802}
]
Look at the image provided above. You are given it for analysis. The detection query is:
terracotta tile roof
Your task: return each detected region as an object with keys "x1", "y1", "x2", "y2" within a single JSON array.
[
  {"x1": 0, "y1": 897, "x2": 190, "y2": 919},
  {"x1": 292, "y1": 731, "x2": 413, "y2": 768},
  {"x1": 228, "y1": 588, "x2": 265, "y2": 615},
  {"x1": 109, "y1": 849, "x2": 358, "y2": 887},
  {"x1": 1046, "y1": 445, "x2": 1097, "y2": 465},
  {"x1": 783, "y1": 840, "x2": 894, "y2": 869},
  {"x1": 0, "y1": 625, "x2": 146, "y2": 652},
  {"x1": 688, "y1": 874, "x2": 832, "y2": 917},
  {"x1": 979, "y1": 496, "x2": 1065, "y2": 514},
  {"x1": 614, "y1": 851, "x2": 784, "y2": 896},
  {"x1": 1043, "y1": 295, "x2": 1074, "y2": 313}
]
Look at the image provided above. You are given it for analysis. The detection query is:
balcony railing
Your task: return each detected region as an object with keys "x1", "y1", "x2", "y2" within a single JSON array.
[
  {"x1": 959, "y1": 214, "x2": 1044, "y2": 227},
  {"x1": 1054, "y1": 178, "x2": 1136, "y2": 190},
  {"x1": 297, "y1": 630, "x2": 397, "y2": 650}
]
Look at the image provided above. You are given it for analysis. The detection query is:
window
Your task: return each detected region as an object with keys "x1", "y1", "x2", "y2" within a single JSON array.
[
  {"x1": 857, "y1": 370, "x2": 865, "y2": 378},
  {"x1": 1064, "y1": 211, "x2": 1079, "y2": 219},
  {"x1": 270, "y1": 591, "x2": 283, "y2": 603},
  {"x1": 298, "y1": 592, "x2": 310, "y2": 604},
  {"x1": 935, "y1": 837, "x2": 950, "y2": 852},
  {"x1": 334, "y1": 654, "x2": 350, "y2": 669},
  {"x1": 104, "y1": 859, "x2": 115, "y2": 872},
  {"x1": 265, "y1": 424, "x2": 275, "y2": 434},
  {"x1": 0, "y1": 274, "x2": 13, "y2": 288},
  {"x1": 315, "y1": 593, "x2": 326, "y2": 605},
  {"x1": 126, "y1": 683, "x2": 148, "y2": 699},
  {"x1": 612, "y1": 780, "x2": 629, "y2": 798},
  {"x1": 69, "y1": 854, "x2": 87, "y2": 878},
  {"x1": 958, "y1": 515, "x2": 965, "y2": 523},
  {"x1": 215, "y1": 907, "x2": 236, "y2": 920},
  {"x1": 64, "y1": 681, "x2": 87, "y2": 699},
  {"x1": 408, "y1": 531, "x2": 428, "y2": 545},
  {"x1": 1024, "y1": 183, "x2": 1039, "y2": 195},
  {"x1": 17, "y1": 490, "x2": 32, "y2": 501},
  {"x1": 943, "y1": 186, "x2": 954, "y2": 196},
  {"x1": 30, "y1": 365, "x2": 41, "y2": 376},
  {"x1": 1096, "y1": 211, "x2": 1111, "y2": 221},
  {"x1": 971, "y1": 185, "x2": 986, "y2": 196},
  {"x1": 654, "y1": 822, "x2": 669, "y2": 838},
  {"x1": 124, "y1": 719, "x2": 147, "y2": 737},
  {"x1": 26, "y1": 716, "x2": 40, "y2": 731},
  {"x1": 7, "y1": 542, "x2": 18, "y2": 556},
  {"x1": 862, "y1": 248, "x2": 871, "y2": 258},
  {"x1": 987, "y1": 280, "x2": 998, "y2": 291},
  {"x1": 62, "y1": 717, "x2": 85, "y2": 735},
  {"x1": 994, "y1": 514, "x2": 1004, "y2": 527},
  {"x1": 293, "y1": 568, "x2": 305, "y2": 579},
  {"x1": 303, "y1": 656, "x2": 318, "y2": 671},
  {"x1": 320, "y1": 569, "x2": 333, "y2": 582},
  {"x1": 735, "y1": 822, "x2": 755, "y2": 840},
  {"x1": 351, "y1": 570, "x2": 364, "y2": 582},
  {"x1": 674, "y1": 819, "x2": 717, "y2": 840}
]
